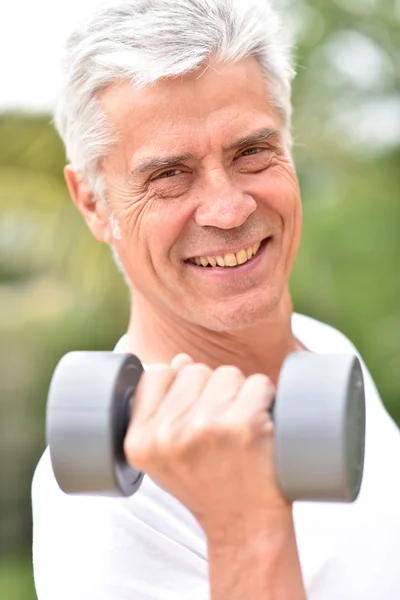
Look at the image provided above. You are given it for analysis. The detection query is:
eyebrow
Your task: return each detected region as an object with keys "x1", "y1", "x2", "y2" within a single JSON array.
[
  {"x1": 132, "y1": 153, "x2": 195, "y2": 177},
  {"x1": 226, "y1": 127, "x2": 281, "y2": 150},
  {"x1": 131, "y1": 127, "x2": 281, "y2": 177}
]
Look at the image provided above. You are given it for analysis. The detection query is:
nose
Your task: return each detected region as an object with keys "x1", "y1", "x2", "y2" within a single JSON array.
[{"x1": 194, "y1": 173, "x2": 257, "y2": 229}]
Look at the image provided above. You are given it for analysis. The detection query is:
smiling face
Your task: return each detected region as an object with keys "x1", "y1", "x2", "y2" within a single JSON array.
[{"x1": 73, "y1": 57, "x2": 302, "y2": 332}]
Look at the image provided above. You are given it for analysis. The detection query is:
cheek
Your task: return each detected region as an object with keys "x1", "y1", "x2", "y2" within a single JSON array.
[
  {"x1": 268, "y1": 167, "x2": 303, "y2": 267},
  {"x1": 259, "y1": 165, "x2": 301, "y2": 230},
  {"x1": 114, "y1": 190, "x2": 190, "y2": 266},
  {"x1": 150, "y1": 200, "x2": 195, "y2": 266}
]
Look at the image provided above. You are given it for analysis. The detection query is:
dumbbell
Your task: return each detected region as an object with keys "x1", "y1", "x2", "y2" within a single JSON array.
[{"x1": 46, "y1": 351, "x2": 366, "y2": 503}]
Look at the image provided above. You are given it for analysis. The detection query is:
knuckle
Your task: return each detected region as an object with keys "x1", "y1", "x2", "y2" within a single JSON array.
[
  {"x1": 221, "y1": 414, "x2": 255, "y2": 444},
  {"x1": 190, "y1": 415, "x2": 214, "y2": 437},
  {"x1": 189, "y1": 413, "x2": 254, "y2": 446},
  {"x1": 155, "y1": 423, "x2": 177, "y2": 452},
  {"x1": 214, "y1": 364, "x2": 244, "y2": 380},
  {"x1": 181, "y1": 363, "x2": 212, "y2": 378},
  {"x1": 248, "y1": 372, "x2": 270, "y2": 384},
  {"x1": 236, "y1": 423, "x2": 255, "y2": 445},
  {"x1": 184, "y1": 415, "x2": 212, "y2": 444},
  {"x1": 158, "y1": 420, "x2": 208, "y2": 457},
  {"x1": 248, "y1": 373, "x2": 274, "y2": 391},
  {"x1": 183, "y1": 415, "x2": 225, "y2": 446}
]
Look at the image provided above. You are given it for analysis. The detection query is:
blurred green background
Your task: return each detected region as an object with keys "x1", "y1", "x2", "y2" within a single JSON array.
[{"x1": 0, "y1": 0, "x2": 399, "y2": 598}]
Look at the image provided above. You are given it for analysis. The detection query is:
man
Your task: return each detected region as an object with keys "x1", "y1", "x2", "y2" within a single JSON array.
[{"x1": 32, "y1": 0, "x2": 400, "y2": 598}]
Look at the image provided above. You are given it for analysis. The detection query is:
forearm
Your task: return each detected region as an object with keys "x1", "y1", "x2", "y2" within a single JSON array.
[{"x1": 205, "y1": 510, "x2": 306, "y2": 600}]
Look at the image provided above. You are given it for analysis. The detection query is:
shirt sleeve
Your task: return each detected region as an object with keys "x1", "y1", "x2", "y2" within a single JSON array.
[{"x1": 32, "y1": 449, "x2": 209, "y2": 600}]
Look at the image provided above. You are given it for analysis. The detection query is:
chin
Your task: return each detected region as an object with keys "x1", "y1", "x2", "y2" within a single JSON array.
[{"x1": 188, "y1": 289, "x2": 282, "y2": 333}]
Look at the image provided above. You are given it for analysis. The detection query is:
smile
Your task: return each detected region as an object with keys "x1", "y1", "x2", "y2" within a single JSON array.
[{"x1": 187, "y1": 238, "x2": 269, "y2": 268}]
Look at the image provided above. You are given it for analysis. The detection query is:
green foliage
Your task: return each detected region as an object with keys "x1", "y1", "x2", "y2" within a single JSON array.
[
  {"x1": 0, "y1": 1, "x2": 399, "y2": 597},
  {"x1": 0, "y1": 555, "x2": 36, "y2": 600}
]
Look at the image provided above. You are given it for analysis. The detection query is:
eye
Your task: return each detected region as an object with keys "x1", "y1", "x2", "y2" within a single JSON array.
[
  {"x1": 152, "y1": 169, "x2": 183, "y2": 181},
  {"x1": 240, "y1": 147, "x2": 268, "y2": 157},
  {"x1": 235, "y1": 147, "x2": 273, "y2": 173}
]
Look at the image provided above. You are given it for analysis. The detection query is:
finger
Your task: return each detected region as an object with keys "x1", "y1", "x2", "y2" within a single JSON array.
[
  {"x1": 170, "y1": 353, "x2": 194, "y2": 371},
  {"x1": 194, "y1": 365, "x2": 246, "y2": 413},
  {"x1": 156, "y1": 363, "x2": 212, "y2": 422},
  {"x1": 130, "y1": 365, "x2": 177, "y2": 425},
  {"x1": 231, "y1": 374, "x2": 276, "y2": 429}
]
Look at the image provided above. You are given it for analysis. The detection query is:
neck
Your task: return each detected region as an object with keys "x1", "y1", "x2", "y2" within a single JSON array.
[{"x1": 124, "y1": 289, "x2": 302, "y2": 386}]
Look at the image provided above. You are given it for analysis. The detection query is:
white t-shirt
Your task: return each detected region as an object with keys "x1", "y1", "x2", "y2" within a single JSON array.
[{"x1": 32, "y1": 313, "x2": 400, "y2": 599}]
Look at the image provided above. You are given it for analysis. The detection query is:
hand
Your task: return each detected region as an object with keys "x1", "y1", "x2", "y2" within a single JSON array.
[{"x1": 124, "y1": 355, "x2": 290, "y2": 537}]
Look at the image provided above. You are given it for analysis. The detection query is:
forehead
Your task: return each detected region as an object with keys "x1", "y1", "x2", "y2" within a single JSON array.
[{"x1": 100, "y1": 57, "x2": 283, "y2": 162}]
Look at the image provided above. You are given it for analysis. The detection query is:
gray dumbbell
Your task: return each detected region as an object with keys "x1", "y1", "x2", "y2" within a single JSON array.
[{"x1": 46, "y1": 352, "x2": 366, "y2": 502}]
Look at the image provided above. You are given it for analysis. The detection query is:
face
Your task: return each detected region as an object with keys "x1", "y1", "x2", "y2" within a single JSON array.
[{"x1": 72, "y1": 57, "x2": 302, "y2": 332}]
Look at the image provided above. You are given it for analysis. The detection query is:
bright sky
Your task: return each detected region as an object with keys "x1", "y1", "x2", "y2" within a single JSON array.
[{"x1": 0, "y1": 0, "x2": 101, "y2": 111}]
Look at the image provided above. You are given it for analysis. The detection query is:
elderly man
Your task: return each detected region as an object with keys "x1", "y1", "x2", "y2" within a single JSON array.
[{"x1": 32, "y1": 0, "x2": 400, "y2": 598}]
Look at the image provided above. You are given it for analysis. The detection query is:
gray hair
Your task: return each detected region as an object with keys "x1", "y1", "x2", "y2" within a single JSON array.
[{"x1": 54, "y1": 0, "x2": 295, "y2": 198}]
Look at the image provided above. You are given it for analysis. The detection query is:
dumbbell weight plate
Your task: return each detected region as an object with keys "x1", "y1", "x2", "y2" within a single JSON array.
[
  {"x1": 47, "y1": 352, "x2": 144, "y2": 496},
  {"x1": 274, "y1": 353, "x2": 365, "y2": 503}
]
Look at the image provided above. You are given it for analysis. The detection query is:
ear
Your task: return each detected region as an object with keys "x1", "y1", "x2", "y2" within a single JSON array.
[{"x1": 64, "y1": 165, "x2": 114, "y2": 245}]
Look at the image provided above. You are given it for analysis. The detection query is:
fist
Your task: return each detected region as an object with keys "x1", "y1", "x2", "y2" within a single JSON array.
[{"x1": 123, "y1": 356, "x2": 289, "y2": 535}]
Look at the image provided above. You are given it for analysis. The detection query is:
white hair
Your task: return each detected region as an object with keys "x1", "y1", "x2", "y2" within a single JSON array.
[{"x1": 54, "y1": 0, "x2": 295, "y2": 197}]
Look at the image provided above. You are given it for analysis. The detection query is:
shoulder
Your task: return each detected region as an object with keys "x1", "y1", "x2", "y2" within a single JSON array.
[
  {"x1": 292, "y1": 312, "x2": 360, "y2": 354},
  {"x1": 292, "y1": 312, "x2": 384, "y2": 407}
]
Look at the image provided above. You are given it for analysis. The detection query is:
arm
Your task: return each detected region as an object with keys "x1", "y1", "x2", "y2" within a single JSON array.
[
  {"x1": 125, "y1": 359, "x2": 307, "y2": 600},
  {"x1": 206, "y1": 511, "x2": 306, "y2": 600}
]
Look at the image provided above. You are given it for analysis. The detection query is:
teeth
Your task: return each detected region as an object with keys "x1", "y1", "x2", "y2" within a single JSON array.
[
  {"x1": 225, "y1": 253, "x2": 238, "y2": 267},
  {"x1": 192, "y1": 241, "x2": 264, "y2": 268},
  {"x1": 236, "y1": 249, "x2": 248, "y2": 265}
]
